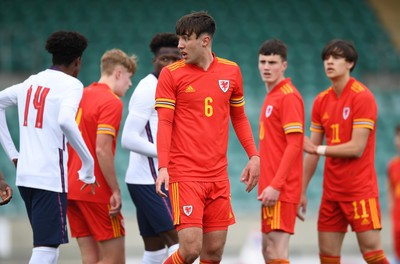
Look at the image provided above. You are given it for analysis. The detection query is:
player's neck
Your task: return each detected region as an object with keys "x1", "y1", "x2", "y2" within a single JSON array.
[
  {"x1": 196, "y1": 50, "x2": 214, "y2": 71},
  {"x1": 330, "y1": 74, "x2": 350, "y2": 97},
  {"x1": 98, "y1": 76, "x2": 115, "y2": 91},
  {"x1": 266, "y1": 76, "x2": 285, "y2": 92},
  {"x1": 51, "y1": 64, "x2": 73, "y2": 76}
]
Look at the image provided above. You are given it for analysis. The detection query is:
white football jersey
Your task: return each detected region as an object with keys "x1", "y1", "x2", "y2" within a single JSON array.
[
  {"x1": 0, "y1": 69, "x2": 84, "y2": 192},
  {"x1": 122, "y1": 73, "x2": 159, "y2": 184}
]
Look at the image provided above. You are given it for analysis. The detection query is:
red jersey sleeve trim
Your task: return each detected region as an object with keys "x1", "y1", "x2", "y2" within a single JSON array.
[
  {"x1": 155, "y1": 98, "x2": 176, "y2": 110},
  {"x1": 97, "y1": 124, "x2": 116, "y2": 137},
  {"x1": 310, "y1": 122, "x2": 324, "y2": 132},
  {"x1": 353, "y1": 118, "x2": 374, "y2": 130},
  {"x1": 283, "y1": 122, "x2": 303, "y2": 134},
  {"x1": 230, "y1": 96, "x2": 245, "y2": 107}
]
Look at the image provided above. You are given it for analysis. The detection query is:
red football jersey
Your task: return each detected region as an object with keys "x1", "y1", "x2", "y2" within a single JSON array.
[
  {"x1": 258, "y1": 79, "x2": 304, "y2": 203},
  {"x1": 388, "y1": 156, "x2": 400, "y2": 231},
  {"x1": 155, "y1": 54, "x2": 257, "y2": 182},
  {"x1": 310, "y1": 77, "x2": 378, "y2": 201},
  {"x1": 68, "y1": 83, "x2": 122, "y2": 203}
]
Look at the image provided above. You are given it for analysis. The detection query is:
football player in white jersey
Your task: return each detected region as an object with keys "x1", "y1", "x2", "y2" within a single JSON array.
[
  {"x1": 0, "y1": 31, "x2": 96, "y2": 264},
  {"x1": 121, "y1": 32, "x2": 181, "y2": 263}
]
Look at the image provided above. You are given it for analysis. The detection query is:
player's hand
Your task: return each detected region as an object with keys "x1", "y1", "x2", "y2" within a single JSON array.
[
  {"x1": 240, "y1": 155, "x2": 260, "y2": 192},
  {"x1": 0, "y1": 172, "x2": 12, "y2": 206},
  {"x1": 78, "y1": 162, "x2": 98, "y2": 194},
  {"x1": 0, "y1": 184, "x2": 12, "y2": 206},
  {"x1": 109, "y1": 190, "x2": 122, "y2": 217},
  {"x1": 303, "y1": 136, "x2": 317, "y2": 154},
  {"x1": 297, "y1": 193, "x2": 307, "y2": 221},
  {"x1": 257, "y1": 186, "x2": 280, "y2": 207},
  {"x1": 156, "y1": 168, "x2": 169, "y2": 198},
  {"x1": 80, "y1": 180, "x2": 100, "y2": 194}
]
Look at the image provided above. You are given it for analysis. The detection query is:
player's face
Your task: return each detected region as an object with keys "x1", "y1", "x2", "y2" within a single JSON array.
[
  {"x1": 153, "y1": 47, "x2": 181, "y2": 75},
  {"x1": 177, "y1": 33, "x2": 203, "y2": 64},
  {"x1": 324, "y1": 55, "x2": 354, "y2": 80},
  {"x1": 258, "y1": 54, "x2": 287, "y2": 89},
  {"x1": 114, "y1": 65, "x2": 133, "y2": 97}
]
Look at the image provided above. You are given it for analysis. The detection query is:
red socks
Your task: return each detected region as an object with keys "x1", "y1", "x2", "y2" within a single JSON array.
[
  {"x1": 363, "y1": 250, "x2": 390, "y2": 264},
  {"x1": 320, "y1": 254, "x2": 341, "y2": 264},
  {"x1": 267, "y1": 259, "x2": 290, "y2": 263},
  {"x1": 163, "y1": 250, "x2": 185, "y2": 264}
]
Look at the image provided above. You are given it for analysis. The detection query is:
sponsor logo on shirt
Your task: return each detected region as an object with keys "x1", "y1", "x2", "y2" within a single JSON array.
[
  {"x1": 322, "y1": 112, "x2": 329, "y2": 120},
  {"x1": 218, "y1": 80, "x2": 230, "y2": 93},
  {"x1": 343, "y1": 107, "x2": 350, "y2": 120},
  {"x1": 183, "y1": 205, "x2": 193, "y2": 216},
  {"x1": 265, "y1": 105, "x2": 273, "y2": 118}
]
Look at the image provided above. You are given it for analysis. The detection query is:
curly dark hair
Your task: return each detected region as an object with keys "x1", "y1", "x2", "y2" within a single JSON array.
[
  {"x1": 149, "y1": 33, "x2": 179, "y2": 55},
  {"x1": 45, "y1": 31, "x2": 88, "y2": 66}
]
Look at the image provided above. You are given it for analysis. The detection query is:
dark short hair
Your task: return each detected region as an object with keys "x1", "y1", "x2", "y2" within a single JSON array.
[
  {"x1": 176, "y1": 11, "x2": 216, "y2": 39},
  {"x1": 45, "y1": 31, "x2": 88, "y2": 66},
  {"x1": 321, "y1": 39, "x2": 358, "y2": 71},
  {"x1": 149, "y1": 33, "x2": 179, "y2": 55},
  {"x1": 258, "y1": 39, "x2": 287, "y2": 61}
]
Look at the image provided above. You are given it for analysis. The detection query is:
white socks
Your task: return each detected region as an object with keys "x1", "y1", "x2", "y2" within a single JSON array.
[
  {"x1": 167, "y1": 243, "x2": 179, "y2": 257},
  {"x1": 29, "y1": 247, "x2": 59, "y2": 264},
  {"x1": 142, "y1": 248, "x2": 166, "y2": 264}
]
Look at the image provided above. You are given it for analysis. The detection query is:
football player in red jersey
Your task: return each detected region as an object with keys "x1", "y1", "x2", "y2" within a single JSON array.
[
  {"x1": 156, "y1": 11, "x2": 260, "y2": 264},
  {"x1": 300, "y1": 39, "x2": 389, "y2": 264},
  {"x1": 387, "y1": 125, "x2": 400, "y2": 264},
  {"x1": 257, "y1": 39, "x2": 304, "y2": 264},
  {"x1": 68, "y1": 49, "x2": 137, "y2": 264}
]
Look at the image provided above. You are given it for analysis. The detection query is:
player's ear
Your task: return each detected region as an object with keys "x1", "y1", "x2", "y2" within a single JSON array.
[
  {"x1": 201, "y1": 34, "x2": 211, "y2": 47},
  {"x1": 73, "y1": 56, "x2": 82, "y2": 67},
  {"x1": 114, "y1": 68, "x2": 122, "y2": 80}
]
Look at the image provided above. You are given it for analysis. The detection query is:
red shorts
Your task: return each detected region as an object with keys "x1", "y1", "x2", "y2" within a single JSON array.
[
  {"x1": 318, "y1": 198, "x2": 382, "y2": 233},
  {"x1": 169, "y1": 180, "x2": 235, "y2": 233},
  {"x1": 261, "y1": 201, "x2": 297, "y2": 234},
  {"x1": 67, "y1": 200, "x2": 125, "y2": 241}
]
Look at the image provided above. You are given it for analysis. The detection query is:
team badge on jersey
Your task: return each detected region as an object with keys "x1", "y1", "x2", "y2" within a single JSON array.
[
  {"x1": 265, "y1": 105, "x2": 273, "y2": 118},
  {"x1": 183, "y1": 205, "x2": 193, "y2": 216},
  {"x1": 218, "y1": 80, "x2": 230, "y2": 93},
  {"x1": 343, "y1": 107, "x2": 350, "y2": 120}
]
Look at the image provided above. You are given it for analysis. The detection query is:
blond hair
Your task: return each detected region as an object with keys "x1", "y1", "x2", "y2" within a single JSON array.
[{"x1": 100, "y1": 49, "x2": 137, "y2": 76}]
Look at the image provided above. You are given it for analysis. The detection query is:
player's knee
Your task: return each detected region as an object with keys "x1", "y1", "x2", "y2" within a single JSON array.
[{"x1": 180, "y1": 245, "x2": 202, "y2": 263}]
